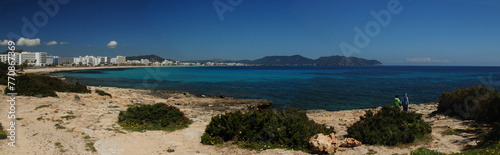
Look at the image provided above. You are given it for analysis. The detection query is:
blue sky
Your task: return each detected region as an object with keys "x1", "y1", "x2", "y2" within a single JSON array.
[{"x1": 0, "y1": 0, "x2": 499, "y2": 66}]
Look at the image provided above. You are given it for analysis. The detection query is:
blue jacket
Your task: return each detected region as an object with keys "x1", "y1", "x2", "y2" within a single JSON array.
[{"x1": 402, "y1": 93, "x2": 409, "y2": 106}]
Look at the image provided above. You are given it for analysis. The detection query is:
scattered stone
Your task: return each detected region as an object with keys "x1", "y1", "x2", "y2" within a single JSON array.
[
  {"x1": 437, "y1": 115, "x2": 446, "y2": 120},
  {"x1": 309, "y1": 133, "x2": 339, "y2": 154},
  {"x1": 340, "y1": 138, "x2": 362, "y2": 148}
]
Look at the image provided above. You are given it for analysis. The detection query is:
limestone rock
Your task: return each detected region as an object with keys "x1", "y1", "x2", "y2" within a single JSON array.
[
  {"x1": 309, "y1": 133, "x2": 339, "y2": 154},
  {"x1": 340, "y1": 138, "x2": 362, "y2": 148}
]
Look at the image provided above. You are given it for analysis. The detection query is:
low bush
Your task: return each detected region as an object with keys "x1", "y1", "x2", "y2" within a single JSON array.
[
  {"x1": 0, "y1": 62, "x2": 16, "y2": 85},
  {"x1": 201, "y1": 108, "x2": 334, "y2": 152},
  {"x1": 117, "y1": 103, "x2": 191, "y2": 132},
  {"x1": 55, "y1": 124, "x2": 66, "y2": 129},
  {"x1": 410, "y1": 144, "x2": 500, "y2": 155},
  {"x1": 61, "y1": 115, "x2": 77, "y2": 120},
  {"x1": 437, "y1": 87, "x2": 500, "y2": 151},
  {"x1": 95, "y1": 89, "x2": 112, "y2": 97},
  {"x1": 410, "y1": 147, "x2": 446, "y2": 155},
  {"x1": 347, "y1": 105, "x2": 432, "y2": 146},
  {"x1": 476, "y1": 124, "x2": 500, "y2": 148},
  {"x1": 85, "y1": 142, "x2": 97, "y2": 152},
  {"x1": 4, "y1": 73, "x2": 90, "y2": 97},
  {"x1": 0, "y1": 123, "x2": 7, "y2": 139},
  {"x1": 442, "y1": 129, "x2": 458, "y2": 135},
  {"x1": 167, "y1": 148, "x2": 175, "y2": 153},
  {"x1": 438, "y1": 85, "x2": 500, "y2": 122}
]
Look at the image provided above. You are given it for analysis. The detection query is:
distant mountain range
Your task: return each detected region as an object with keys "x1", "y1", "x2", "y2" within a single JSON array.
[
  {"x1": 126, "y1": 55, "x2": 174, "y2": 62},
  {"x1": 187, "y1": 55, "x2": 382, "y2": 66}
]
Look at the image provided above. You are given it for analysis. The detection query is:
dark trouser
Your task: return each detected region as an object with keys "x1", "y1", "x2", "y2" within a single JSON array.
[{"x1": 403, "y1": 105, "x2": 408, "y2": 112}]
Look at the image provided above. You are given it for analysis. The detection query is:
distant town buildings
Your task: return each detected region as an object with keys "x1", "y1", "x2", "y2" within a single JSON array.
[
  {"x1": 0, "y1": 52, "x2": 50, "y2": 66},
  {"x1": 141, "y1": 59, "x2": 149, "y2": 65},
  {"x1": 110, "y1": 58, "x2": 117, "y2": 64},
  {"x1": 0, "y1": 51, "x2": 248, "y2": 67},
  {"x1": 116, "y1": 56, "x2": 126, "y2": 65}
]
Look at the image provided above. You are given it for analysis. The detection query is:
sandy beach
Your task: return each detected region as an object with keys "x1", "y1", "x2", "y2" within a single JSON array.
[{"x1": 0, "y1": 67, "x2": 487, "y2": 154}]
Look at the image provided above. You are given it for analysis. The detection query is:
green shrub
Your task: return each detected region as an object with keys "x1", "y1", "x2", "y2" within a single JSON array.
[
  {"x1": 410, "y1": 147, "x2": 446, "y2": 155},
  {"x1": 201, "y1": 132, "x2": 224, "y2": 145},
  {"x1": 55, "y1": 124, "x2": 66, "y2": 129},
  {"x1": 201, "y1": 108, "x2": 334, "y2": 152},
  {"x1": 4, "y1": 73, "x2": 90, "y2": 97},
  {"x1": 35, "y1": 104, "x2": 51, "y2": 110},
  {"x1": 438, "y1": 85, "x2": 500, "y2": 122},
  {"x1": 95, "y1": 89, "x2": 112, "y2": 97},
  {"x1": 167, "y1": 148, "x2": 175, "y2": 153},
  {"x1": 476, "y1": 124, "x2": 500, "y2": 148},
  {"x1": 410, "y1": 144, "x2": 500, "y2": 155},
  {"x1": 85, "y1": 142, "x2": 97, "y2": 152},
  {"x1": 117, "y1": 103, "x2": 191, "y2": 132},
  {"x1": 0, "y1": 123, "x2": 7, "y2": 139},
  {"x1": 0, "y1": 62, "x2": 16, "y2": 85},
  {"x1": 442, "y1": 129, "x2": 458, "y2": 135},
  {"x1": 61, "y1": 115, "x2": 77, "y2": 120},
  {"x1": 347, "y1": 105, "x2": 432, "y2": 146}
]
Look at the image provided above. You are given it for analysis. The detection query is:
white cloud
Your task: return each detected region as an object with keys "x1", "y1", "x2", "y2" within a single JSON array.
[
  {"x1": 17, "y1": 37, "x2": 41, "y2": 46},
  {"x1": 46, "y1": 41, "x2": 58, "y2": 45},
  {"x1": 407, "y1": 58, "x2": 431, "y2": 62},
  {"x1": 407, "y1": 58, "x2": 450, "y2": 63},
  {"x1": 60, "y1": 42, "x2": 69, "y2": 45},
  {"x1": 0, "y1": 40, "x2": 10, "y2": 46},
  {"x1": 106, "y1": 41, "x2": 117, "y2": 48}
]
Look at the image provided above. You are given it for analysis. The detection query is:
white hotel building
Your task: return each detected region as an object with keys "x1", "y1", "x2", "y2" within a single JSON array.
[{"x1": 0, "y1": 52, "x2": 48, "y2": 66}]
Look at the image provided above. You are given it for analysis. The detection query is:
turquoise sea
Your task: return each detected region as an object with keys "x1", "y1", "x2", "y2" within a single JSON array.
[{"x1": 51, "y1": 66, "x2": 500, "y2": 111}]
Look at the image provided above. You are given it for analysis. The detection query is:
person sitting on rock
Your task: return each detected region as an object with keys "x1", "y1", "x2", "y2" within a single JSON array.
[{"x1": 393, "y1": 95, "x2": 401, "y2": 108}]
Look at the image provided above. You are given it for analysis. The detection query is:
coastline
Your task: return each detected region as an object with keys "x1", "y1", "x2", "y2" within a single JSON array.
[{"x1": 0, "y1": 67, "x2": 486, "y2": 154}]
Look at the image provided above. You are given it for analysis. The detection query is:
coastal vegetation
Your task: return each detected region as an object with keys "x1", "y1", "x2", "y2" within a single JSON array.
[
  {"x1": 201, "y1": 108, "x2": 334, "y2": 152},
  {"x1": 438, "y1": 85, "x2": 500, "y2": 148},
  {"x1": 347, "y1": 105, "x2": 432, "y2": 146},
  {"x1": 3, "y1": 73, "x2": 90, "y2": 97},
  {"x1": 0, "y1": 62, "x2": 13, "y2": 85},
  {"x1": 0, "y1": 123, "x2": 7, "y2": 139},
  {"x1": 437, "y1": 85, "x2": 500, "y2": 122},
  {"x1": 1, "y1": 62, "x2": 91, "y2": 97},
  {"x1": 117, "y1": 103, "x2": 191, "y2": 132},
  {"x1": 85, "y1": 142, "x2": 97, "y2": 152},
  {"x1": 95, "y1": 89, "x2": 112, "y2": 97},
  {"x1": 410, "y1": 86, "x2": 500, "y2": 154}
]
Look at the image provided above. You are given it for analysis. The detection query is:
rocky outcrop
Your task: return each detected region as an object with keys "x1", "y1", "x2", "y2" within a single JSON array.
[
  {"x1": 309, "y1": 133, "x2": 339, "y2": 154},
  {"x1": 340, "y1": 138, "x2": 362, "y2": 147}
]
